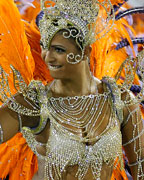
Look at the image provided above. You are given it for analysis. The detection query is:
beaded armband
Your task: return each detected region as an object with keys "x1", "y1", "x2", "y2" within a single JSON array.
[
  {"x1": 24, "y1": 80, "x2": 50, "y2": 134},
  {"x1": 0, "y1": 65, "x2": 50, "y2": 135}
]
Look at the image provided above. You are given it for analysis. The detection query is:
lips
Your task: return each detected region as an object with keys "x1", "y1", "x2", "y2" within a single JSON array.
[{"x1": 48, "y1": 64, "x2": 62, "y2": 70}]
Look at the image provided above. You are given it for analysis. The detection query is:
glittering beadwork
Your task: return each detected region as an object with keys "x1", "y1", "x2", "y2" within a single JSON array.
[
  {"x1": 23, "y1": 80, "x2": 50, "y2": 134},
  {"x1": 102, "y1": 77, "x2": 124, "y2": 124},
  {"x1": 0, "y1": 65, "x2": 49, "y2": 134},
  {"x1": 39, "y1": 0, "x2": 115, "y2": 63},
  {"x1": 122, "y1": 95, "x2": 144, "y2": 180},
  {"x1": 47, "y1": 93, "x2": 109, "y2": 141},
  {"x1": 1, "y1": 64, "x2": 144, "y2": 179},
  {"x1": 22, "y1": 123, "x2": 124, "y2": 180},
  {"x1": 115, "y1": 49, "x2": 144, "y2": 104},
  {"x1": 129, "y1": 159, "x2": 144, "y2": 167},
  {"x1": 20, "y1": 76, "x2": 125, "y2": 179},
  {"x1": 0, "y1": 65, "x2": 27, "y2": 106}
]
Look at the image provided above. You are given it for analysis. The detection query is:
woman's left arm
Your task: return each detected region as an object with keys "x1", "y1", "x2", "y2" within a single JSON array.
[{"x1": 121, "y1": 96, "x2": 144, "y2": 180}]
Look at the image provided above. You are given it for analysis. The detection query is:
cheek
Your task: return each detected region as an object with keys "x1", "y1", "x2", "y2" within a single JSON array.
[{"x1": 55, "y1": 53, "x2": 67, "y2": 64}]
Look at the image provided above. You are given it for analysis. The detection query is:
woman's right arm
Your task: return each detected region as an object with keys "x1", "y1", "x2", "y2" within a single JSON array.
[{"x1": 0, "y1": 93, "x2": 40, "y2": 143}]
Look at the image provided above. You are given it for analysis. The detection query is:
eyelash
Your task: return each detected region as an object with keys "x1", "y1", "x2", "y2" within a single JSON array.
[
  {"x1": 54, "y1": 47, "x2": 65, "y2": 53},
  {"x1": 40, "y1": 41, "x2": 65, "y2": 53}
]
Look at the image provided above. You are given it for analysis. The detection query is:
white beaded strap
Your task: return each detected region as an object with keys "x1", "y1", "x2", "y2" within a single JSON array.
[
  {"x1": 0, "y1": 124, "x2": 4, "y2": 144},
  {"x1": 138, "y1": 174, "x2": 144, "y2": 178},
  {"x1": 123, "y1": 128, "x2": 144, "y2": 146},
  {"x1": 129, "y1": 158, "x2": 144, "y2": 167},
  {"x1": 121, "y1": 106, "x2": 139, "y2": 129}
]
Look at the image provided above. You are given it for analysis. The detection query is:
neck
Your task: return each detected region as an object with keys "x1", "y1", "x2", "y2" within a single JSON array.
[{"x1": 53, "y1": 62, "x2": 92, "y2": 97}]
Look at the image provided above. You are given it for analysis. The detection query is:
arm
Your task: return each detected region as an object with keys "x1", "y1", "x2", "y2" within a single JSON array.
[
  {"x1": 121, "y1": 94, "x2": 144, "y2": 180},
  {"x1": 0, "y1": 93, "x2": 40, "y2": 143}
]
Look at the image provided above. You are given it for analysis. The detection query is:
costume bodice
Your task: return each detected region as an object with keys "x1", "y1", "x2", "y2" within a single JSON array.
[
  {"x1": 22, "y1": 79, "x2": 125, "y2": 179},
  {"x1": 23, "y1": 121, "x2": 123, "y2": 180}
]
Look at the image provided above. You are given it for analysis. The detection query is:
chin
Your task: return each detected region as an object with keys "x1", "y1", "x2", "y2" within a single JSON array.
[{"x1": 49, "y1": 71, "x2": 65, "y2": 80}]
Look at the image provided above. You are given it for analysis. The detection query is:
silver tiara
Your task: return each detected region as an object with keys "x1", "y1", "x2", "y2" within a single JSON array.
[{"x1": 39, "y1": 0, "x2": 115, "y2": 63}]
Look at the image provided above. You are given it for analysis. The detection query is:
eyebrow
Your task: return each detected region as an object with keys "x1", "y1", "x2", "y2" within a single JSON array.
[{"x1": 50, "y1": 44, "x2": 66, "y2": 50}]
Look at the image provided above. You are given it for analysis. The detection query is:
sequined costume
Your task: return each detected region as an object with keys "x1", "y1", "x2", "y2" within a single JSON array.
[{"x1": 0, "y1": 0, "x2": 144, "y2": 180}]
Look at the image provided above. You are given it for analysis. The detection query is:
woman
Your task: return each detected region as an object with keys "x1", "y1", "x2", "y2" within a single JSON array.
[{"x1": 0, "y1": 0, "x2": 144, "y2": 179}]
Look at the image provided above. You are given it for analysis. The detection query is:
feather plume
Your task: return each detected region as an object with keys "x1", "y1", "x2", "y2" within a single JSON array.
[
  {"x1": 23, "y1": 20, "x2": 53, "y2": 84},
  {"x1": 0, "y1": 133, "x2": 38, "y2": 179},
  {"x1": 90, "y1": 18, "x2": 136, "y2": 79},
  {"x1": 0, "y1": 0, "x2": 35, "y2": 87},
  {"x1": 20, "y1": 0, "x2": 41, "y2": 22},
  {"x1": 98, "y1": 0, "x2": 127, "y2": 6}
]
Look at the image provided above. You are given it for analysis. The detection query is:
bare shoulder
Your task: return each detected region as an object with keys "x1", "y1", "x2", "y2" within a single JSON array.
[{"x1": 121, "y1": 88, "x2": 138, "y2": 108}]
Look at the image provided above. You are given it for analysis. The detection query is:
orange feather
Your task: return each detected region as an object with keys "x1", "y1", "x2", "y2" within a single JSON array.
[{"x1": 0, "y1": 0, "x2": 35, "y2": 86}]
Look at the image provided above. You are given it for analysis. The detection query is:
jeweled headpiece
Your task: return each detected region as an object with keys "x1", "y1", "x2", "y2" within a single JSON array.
[{"x1": 40, "y1": 0, "x2": 115, "y2": 64}]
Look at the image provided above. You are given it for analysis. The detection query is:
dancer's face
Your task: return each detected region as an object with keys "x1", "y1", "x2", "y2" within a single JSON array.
[{"x1": 41, "y1": 32, "x2": 83, "y2": 79}]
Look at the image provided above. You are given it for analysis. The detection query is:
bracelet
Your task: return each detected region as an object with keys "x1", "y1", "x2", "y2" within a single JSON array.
[
  {"x1": 0, "y1": 124, "x2": 4, "y2": 144},
  {"x1": 129, "y1": 159, "x2": 144, "y2": 167}
]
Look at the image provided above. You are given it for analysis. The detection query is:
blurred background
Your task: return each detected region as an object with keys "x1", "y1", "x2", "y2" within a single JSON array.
[{"x1": 128, "y1": 0, "x2": 144, "y2": 6}]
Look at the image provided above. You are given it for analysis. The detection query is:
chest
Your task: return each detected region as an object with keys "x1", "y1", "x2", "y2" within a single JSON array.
[
  {"x1": 23, "y1": 124, "x2": 123, "y2": 180},
  {"x1": 23, "y1": 92, "x2": 123, "y2": 179},
  {"x1": 35, "y1": 94, "x2": 119, "y2": 155}
]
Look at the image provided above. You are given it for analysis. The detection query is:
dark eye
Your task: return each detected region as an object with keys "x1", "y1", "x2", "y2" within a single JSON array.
[{"x1": 55, "y1": 47, "x2": 65, "y2": 53}]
